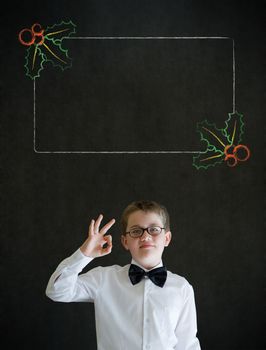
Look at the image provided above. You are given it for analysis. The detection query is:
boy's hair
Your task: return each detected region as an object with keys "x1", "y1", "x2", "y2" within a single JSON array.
[{"x1": 120, "y1": 200, "x2": 170, "y2": 235}]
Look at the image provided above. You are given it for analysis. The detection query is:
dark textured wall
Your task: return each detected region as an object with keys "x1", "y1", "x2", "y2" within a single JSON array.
[{"x1": 1, "y1": 1, "x2": 265, "y2": 349}]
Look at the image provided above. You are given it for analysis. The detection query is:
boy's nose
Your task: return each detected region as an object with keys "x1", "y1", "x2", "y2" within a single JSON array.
[{"x1": 140, "y1": 230, "x2": 152, "y2": 241}]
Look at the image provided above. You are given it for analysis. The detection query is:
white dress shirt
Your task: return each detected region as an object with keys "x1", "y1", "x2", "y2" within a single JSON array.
[{"x1": 46, "y1": 249, "x2": 201, "y2": 350}]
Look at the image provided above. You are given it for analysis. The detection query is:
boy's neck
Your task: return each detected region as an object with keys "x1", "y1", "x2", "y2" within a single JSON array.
[{"x1": 131, "y1": 258, "x2": 163, "y2": 271}]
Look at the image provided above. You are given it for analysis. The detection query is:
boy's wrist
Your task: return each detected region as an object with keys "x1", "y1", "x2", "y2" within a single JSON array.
[{"x1": 79, "y1": 247, "x2": 95, "y2": 259}]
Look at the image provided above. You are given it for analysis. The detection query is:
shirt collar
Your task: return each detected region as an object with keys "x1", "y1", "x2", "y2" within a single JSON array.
[{"x1": 131, "y1": 259, "x2": 163, "y2": 272}]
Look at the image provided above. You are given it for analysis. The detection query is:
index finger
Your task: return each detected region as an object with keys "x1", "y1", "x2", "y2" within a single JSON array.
[{"x1": 100, "y1": 218, "x2": 116, "y2": 235}]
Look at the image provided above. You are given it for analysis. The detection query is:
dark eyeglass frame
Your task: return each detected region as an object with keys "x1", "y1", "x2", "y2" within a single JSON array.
[{"x1": 125, "y1": 226, "x2": 165, "y2": 238}]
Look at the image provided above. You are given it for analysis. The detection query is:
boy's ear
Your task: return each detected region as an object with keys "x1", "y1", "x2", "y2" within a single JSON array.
[
  {"x1": 121, "y1": 235, "x2": 129, "y2": 250},
  {"x1": 164, "y1": 231, "x2": 172, "y2": 247}
]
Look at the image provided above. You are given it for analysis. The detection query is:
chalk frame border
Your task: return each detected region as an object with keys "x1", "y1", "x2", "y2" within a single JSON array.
[{"x1": 33, "y1": 36, "x2": 235, "y2": 154}]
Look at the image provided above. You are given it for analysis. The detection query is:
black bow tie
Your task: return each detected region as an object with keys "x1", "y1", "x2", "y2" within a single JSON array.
[{"x1": 129, "y1": 264, "x2": 167, "y2": 288}]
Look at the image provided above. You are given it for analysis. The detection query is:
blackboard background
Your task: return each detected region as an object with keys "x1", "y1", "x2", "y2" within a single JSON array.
[{"x1": 1, "y1": 1, "x2": 265, "y2": 349}]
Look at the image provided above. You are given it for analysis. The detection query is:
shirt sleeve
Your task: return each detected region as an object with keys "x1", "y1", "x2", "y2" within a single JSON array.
[
  {"x1": 174, "y1": 284, "x2": 201, "y2": 350},
  {"x1": 45, "y1": 248, "x2": 102, "y2": 303}
]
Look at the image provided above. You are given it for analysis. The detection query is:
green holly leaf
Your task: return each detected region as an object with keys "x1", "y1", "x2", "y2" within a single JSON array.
[
  {"x1": 42, "y1": 38, "x2": 73, "y2": 71},
  {"x1": 192, "y1": 149, "x2": 224, "y2": 170},
  {"x1": 41, "y1": 20, "x2": 76, "y2": 71},
  {"x1": 196, "y1": 120, "x2": 228, "y2": 152},
  {"x1": 45, "y1": 20, "x2": 76, "y2": 43},
  {"x1": 224, "y1": 111, "x2": 245, "y2": 145},
  {"x1": 25, "y1": 45, "x2": 46, "y2": 80}
]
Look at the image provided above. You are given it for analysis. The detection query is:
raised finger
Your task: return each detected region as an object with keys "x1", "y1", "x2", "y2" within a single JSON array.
[
  {"x1": 100, "y1": 218, "x2": 116, "y2": 235},
  {"x1": 94, "y1": 214, "x2": 104, "y2": 233},
  {"x1": 88, "y1": 219, "x2": 95, "y2": 236}
]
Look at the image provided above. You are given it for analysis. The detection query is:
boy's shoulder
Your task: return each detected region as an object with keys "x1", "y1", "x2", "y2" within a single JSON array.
[
  {"x1": 166, "y1": 269, "x2": 193, "y2": 290},
  {"x1": 88, "y1": 263, "x2": 129, "y2": 275}
]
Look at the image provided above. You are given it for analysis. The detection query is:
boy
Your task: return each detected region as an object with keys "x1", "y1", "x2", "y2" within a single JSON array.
[{"x1": 46, "y1": 200, "x2": 201, "y2": 350}]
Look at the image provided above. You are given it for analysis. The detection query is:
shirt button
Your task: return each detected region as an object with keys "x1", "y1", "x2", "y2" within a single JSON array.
[
  {"x1": 145, "y1": 345, "x2": 151, "y2": 349},
  {"x1": 145, "y1": 318, "x2": 150, "y2": 323}
]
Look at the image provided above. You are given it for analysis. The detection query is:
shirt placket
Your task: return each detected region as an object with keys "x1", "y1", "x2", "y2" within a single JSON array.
[{"x1": 142, "y1": 277, "x2": 152, "y2": 350}]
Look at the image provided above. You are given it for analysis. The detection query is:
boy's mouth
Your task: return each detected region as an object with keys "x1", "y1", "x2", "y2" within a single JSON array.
[{"x1": 140, "y1": 244, "x2": 155, "y2": 249}]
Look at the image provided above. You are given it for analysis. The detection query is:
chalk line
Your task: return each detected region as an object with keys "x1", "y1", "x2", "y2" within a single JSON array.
[{"x1": 33, "y1": 36, "x2": 235, "y2": 154}]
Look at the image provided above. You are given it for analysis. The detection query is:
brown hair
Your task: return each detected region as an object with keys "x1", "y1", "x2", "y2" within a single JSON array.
[{"x1": 120, "y1": 200, "x2": 170, "y2": 235}]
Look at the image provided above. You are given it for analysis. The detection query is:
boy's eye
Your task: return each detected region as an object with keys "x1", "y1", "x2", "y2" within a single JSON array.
[
  {"x1": 131, "y1": 228, "x2": 142, "y2": 235},
  {"x1": 149, "y1": 227, "x2": 159, "y2": 233},
  {"x1": 149, "y1": 226, "x2": 161, "y2": 234}
]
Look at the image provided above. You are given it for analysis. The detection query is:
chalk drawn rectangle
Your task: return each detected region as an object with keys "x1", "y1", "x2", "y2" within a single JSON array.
[{"x1": 34, "y1": 37, "x2": 234, "y2": 153}]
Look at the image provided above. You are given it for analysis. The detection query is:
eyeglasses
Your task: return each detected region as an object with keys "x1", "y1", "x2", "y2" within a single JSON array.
[{"x1": 126, "y1": 226, "x2": 165, "y2": 238}]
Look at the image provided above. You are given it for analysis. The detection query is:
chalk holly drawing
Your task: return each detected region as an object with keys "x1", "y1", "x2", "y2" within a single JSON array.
[
  {"x1": 193, "y1": 111, "x2": 251, "y2": 169},
  {"x1": 18, "y1": 21, "x2": 76, "y2": 79}
]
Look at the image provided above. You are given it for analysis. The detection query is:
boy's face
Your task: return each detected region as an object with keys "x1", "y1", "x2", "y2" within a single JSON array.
[{"x1": 121, "y1": 210, "x2": 171, "y2": 270}]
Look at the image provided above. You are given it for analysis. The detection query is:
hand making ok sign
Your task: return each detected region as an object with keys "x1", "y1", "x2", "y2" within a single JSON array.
[{"x1": 80, "y1": 214, "x2": 116, "y2": 258}]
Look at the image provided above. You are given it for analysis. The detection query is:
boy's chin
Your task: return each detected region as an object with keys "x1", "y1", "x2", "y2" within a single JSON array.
[{"x1": 133, "y1": 253, "x2": 162, "y2": 269}]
